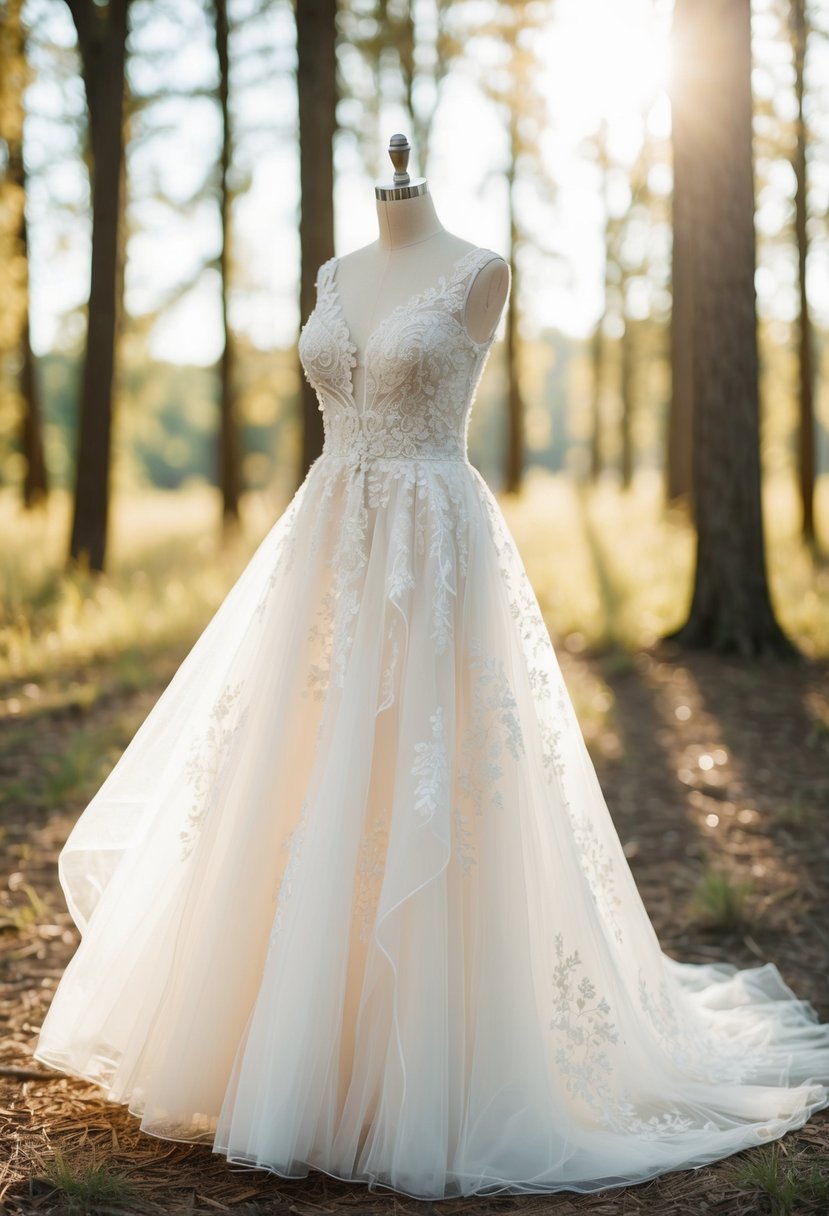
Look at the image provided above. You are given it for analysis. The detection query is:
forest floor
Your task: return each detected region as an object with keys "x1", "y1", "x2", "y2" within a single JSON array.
[{"x1": 1, "y1": 475, "x2": 829, "y2": 1215}]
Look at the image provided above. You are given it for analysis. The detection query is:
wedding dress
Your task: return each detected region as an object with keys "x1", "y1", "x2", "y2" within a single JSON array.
[{"x1": 34, "y1": 244, "x2": 829, "y2": 1200}]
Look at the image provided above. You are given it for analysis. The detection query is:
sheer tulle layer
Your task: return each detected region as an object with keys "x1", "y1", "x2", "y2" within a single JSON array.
[{"x1": 34, "y1": 453, "x2": 829, "y2": 1199}]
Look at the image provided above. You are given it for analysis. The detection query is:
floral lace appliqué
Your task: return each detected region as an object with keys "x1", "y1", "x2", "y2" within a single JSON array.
[
  {"x1": 180, "y1": 682, "x2": 249, "y2": 860},
  {"x1": 550, "y1": 933, "x2": 619, "y2": 1112},
  {"x1": 353, "y1": 804, "x2": 390, "y2": 943},
  {"x1": 457, "y1": 638, "x2": 525, "y2": 825},
  {"x1": 412, "y1": 707, "x2": 450, "y2": 818},
  {"x1": 551, "y1": 936, "x2": 698, "y2": 1139},
  {"x1": 298, "y1": 246, "x2": 503, "y2": 464},
  {"x1": 637, "y1": 970, "x2": 768, "y2": 1085}
]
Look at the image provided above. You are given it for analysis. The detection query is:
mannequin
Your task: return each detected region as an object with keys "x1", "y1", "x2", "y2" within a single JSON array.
[{"x1": 333, "y1": 134, "x2": 510, "y2": 407}]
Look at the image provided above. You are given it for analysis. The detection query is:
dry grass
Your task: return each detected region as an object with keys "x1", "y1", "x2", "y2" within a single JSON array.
[
  {"x1": 503, "y1": 468, "x2": 829, "y2": 658},
  {"x1": 0, "y1": 484, "x2": 285, "y2": 686}
]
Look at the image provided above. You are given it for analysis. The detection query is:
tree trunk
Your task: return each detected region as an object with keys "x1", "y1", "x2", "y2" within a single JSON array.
[
  {"x1": 503, "y1": 132, "x2": 523, "y2": 495},
  {"x1": 620, "y1": 317, "x2": 634, "y2": 489},
  {"x1": 67, "y1": 0, "x2": 130, "y2": 572},
  {"x1": 4, "y1": 0, "x2": 48, "y2": 507},
  {"x1": 667, "y1": 206, "x2": 694, "y2": 503},
  {"x1": 19, "y1": 268, "x2": 48, "y2": 507},
  {"x1": 297, "y1": 0, "x2": 337, "y2": 483},
  {"x1": 791, "y1": 0, "x2": 815, "y2": 545},
  {"x1": 668, "y1": 0, "x2": 795, "y2": 656},
  {"x1": 667, "y1": 2, "x2": 694, "y2": 506},
  {"x1": 590, "y1": 125, "x2": 610, "y2": 483},
  {"x1": 214, "y1": 0, "x2": 240, "y2": 532},
  {"x1": 588, "y1": 321, "x2": 603, "y2": 482}
]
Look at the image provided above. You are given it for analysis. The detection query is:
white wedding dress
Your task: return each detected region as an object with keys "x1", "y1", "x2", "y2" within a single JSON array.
[{"x1": 34, "y1": 244, "x2": 829, "y2": 1199}]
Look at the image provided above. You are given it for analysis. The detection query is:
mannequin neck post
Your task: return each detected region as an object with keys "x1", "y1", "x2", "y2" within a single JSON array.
[{"x1": 375, "y1": 191, "x2": 445, "y2": 250}]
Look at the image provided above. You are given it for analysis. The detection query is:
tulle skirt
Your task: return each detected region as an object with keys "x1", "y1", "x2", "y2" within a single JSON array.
[{"x1": 34, "y1": 452, "x2": 829, "y2": 1199}]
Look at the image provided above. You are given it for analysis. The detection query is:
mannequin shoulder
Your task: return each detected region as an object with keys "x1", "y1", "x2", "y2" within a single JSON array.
[
  {"x1": 464, "y1": 251, "x2": 510, "y2": 344},
  {"x1": 329, "y1": 243, "x2": 384, "y2": 296}
]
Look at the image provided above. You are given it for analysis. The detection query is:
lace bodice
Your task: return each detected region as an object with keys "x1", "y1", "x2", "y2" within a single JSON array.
[{"x1": 298, "y1": 246, "x2": 507, "y2": 464}]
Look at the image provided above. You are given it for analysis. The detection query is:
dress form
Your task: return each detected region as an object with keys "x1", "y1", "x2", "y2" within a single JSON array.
[{"x1": 334, "y1": 135, "x2": 509, "y2": 408}]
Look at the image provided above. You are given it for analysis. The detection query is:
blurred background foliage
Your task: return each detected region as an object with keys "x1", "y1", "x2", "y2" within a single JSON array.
[{"x1": 0, "y1": 0, "x2": 828, "y2": 670}]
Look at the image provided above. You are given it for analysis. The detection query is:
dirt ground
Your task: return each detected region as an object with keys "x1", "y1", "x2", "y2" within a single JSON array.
[{"x1": 2, "y1": 642, "x2": 829, "y2": 1214}]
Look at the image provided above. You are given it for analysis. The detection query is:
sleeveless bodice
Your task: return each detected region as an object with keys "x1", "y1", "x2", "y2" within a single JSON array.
[{"x1": 298, "y1": 246, "x2": 505, "y2": 464}]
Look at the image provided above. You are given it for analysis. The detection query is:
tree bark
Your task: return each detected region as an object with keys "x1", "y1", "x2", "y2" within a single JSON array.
[
  {"x1": 503, "y1": 118, "x2": 523, "y2": 495},
  {"x1": 589, "y1": 125, "x2": 610, "y2": 483},
  {"x1": 67, "y1": 0, "x2": 130, "y2": 572},
  {"x1": 214, "y1": 0, "x2": 241, "y2": 532},
  {"x1": 19, "y1": 249, "x2": 48, "y2": 506},
  {"x1": 668, "y1": 0, "x2": 795, "y2": 656},
  {"x1": 588, "y1": 322, "x2": 602, "y2": 482},
  {"x1": 4, "y1": 0, "x2": 48, "y2": 507},
  {"x1": 667, "y1": 0, "x2": 694, "y2": 506},
  {"x1": 297, "y1": 0, "x2": 337, "y2": 483},
  {"x1": 791, "y1": 0, "x2": 815, "y2": 545},
  {"x1": 620, "y1": 317, "x2": 634, "y2": 489}
]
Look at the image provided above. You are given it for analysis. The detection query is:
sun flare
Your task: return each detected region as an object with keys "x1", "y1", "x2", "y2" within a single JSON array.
[{"x1": 543, "y1": 0, "x2": 672, "y2": 136}]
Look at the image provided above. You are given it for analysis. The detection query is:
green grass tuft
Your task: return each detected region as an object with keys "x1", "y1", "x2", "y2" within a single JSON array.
[
  {"x1": 689, "y1": 866, "x2": 753, "y2": 931},
  {"x1": 726, "y1": 1144, "x2": 829, "y2": 1215},
  {"x1": 0, "y1": 881, "x2": 51, "y2": 933},
  {"x1": 40, "y1": 1147, "x2": 138, "y2": 1210}
]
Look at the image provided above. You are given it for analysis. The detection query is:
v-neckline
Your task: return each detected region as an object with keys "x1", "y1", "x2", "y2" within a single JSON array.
[{"x1": 326, "y1": 245, "x2": 490, "y2": 401}]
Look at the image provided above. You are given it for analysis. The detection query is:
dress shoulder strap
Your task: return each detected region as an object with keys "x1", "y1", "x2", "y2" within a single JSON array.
[
  {"x1": 314, "y1": 255, "x2": 338, "y2": 292},
  {"x1": 442, "y1": 247, "x2": 508, "y2": 341},
  {"x1": 460, "y1": 249, "x2": 507, "y2": 312}
]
